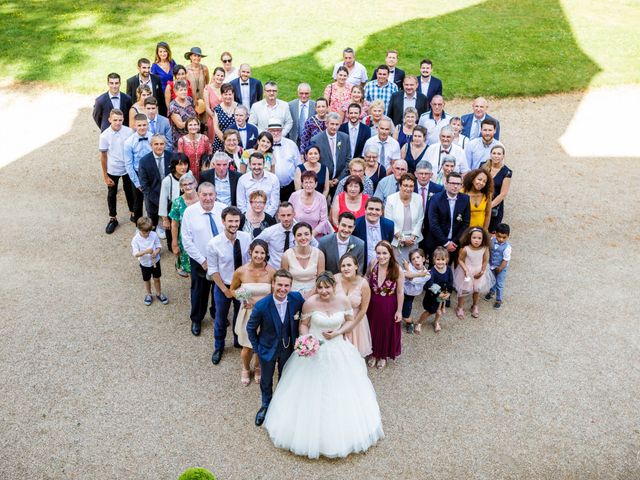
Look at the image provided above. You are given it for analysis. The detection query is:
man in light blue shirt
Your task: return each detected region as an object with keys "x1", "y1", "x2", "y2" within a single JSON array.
[
  {"x1": 124, "y1": 113, "x2": 152, "y2": 221},
  {"x1": 465, "y1": 118, "x2": 503, "y2": 170}
]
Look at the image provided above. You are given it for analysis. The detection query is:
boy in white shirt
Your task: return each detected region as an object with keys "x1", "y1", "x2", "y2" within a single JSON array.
[{"x1": 131, "y1": 217, "x2": 169, "y2": 306}]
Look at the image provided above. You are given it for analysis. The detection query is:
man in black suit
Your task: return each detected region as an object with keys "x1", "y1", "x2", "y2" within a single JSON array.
[
  {"x1": 310, "y1": 112, "x2": 351, "y2": 189},
  {"x1": 126, "y1": 58, "x2": 166, "y2": 116},
  {"x1": 138, "y1": 134, "x2": 171, "y2": 227},
  {"x1": 418, "y1": 59, "x2": 443, "y2": 106},
  {"x1": 371, "y1": 50, "x2": 405, "y2": 90},
  {"x1": 386, "y1": 76, "x2": 429, "y2": 126},
  {"x1": 93, "y1": 73, "x2": 132, "y2": 132},
  {"x1": 339, "y1": 103, "x2": 371, "y2": 159},
  {"x1": 230, "y1": 64, "x2": 263, "y2": 109},
  {"x1": 425, "y1": 172, "x2": 470, "y2": 264},
  {"x1": 200, "y1": 152, "x2": 241, "y2": 207}
]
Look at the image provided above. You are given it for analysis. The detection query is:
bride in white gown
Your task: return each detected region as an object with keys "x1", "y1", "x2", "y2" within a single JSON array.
[{"x1": 264, "y1": 271, "x2": 384, "y2": 459}]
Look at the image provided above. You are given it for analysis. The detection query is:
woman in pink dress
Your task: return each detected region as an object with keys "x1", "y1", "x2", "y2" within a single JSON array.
[
  {"x1": 366, "y1": 240, "x2": 404, "y2": 369},
  {"x1": 323, "y1": 66, "x2": 352, "y2": 123},
  {"x1": 288, "y1": 170, "x2": 331, "y2": 238},
  {"x1": 350, "y1": 85, "x2": 370, "y2": 121},
  {"x1": 335, "y1": 254, "x2": 372, "y2": 357},
  {"x1": 204, "y1": 67, "x2": 225, "y2": 142},
  {"x1": 177, "y1": 117, "x2": 212, "y2": 183}
]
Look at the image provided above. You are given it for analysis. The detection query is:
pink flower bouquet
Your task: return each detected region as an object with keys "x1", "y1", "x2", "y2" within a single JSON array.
[{"x1": 294, "y1": 334, "x2": 321, "y2": 357}]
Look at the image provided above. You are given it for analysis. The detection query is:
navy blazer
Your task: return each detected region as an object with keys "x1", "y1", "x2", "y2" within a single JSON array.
[
  {"x1": 338, "y1": 122, "x2": 372, "y2": 159},
  {"x1": 418, "y1": 182, "x2": 444, "y2": 244},
  {"x1": 353, "y1": 216, "x2": 395, "y2": 269},
  {"x1": 426, "y1": 191, "x2": 470, "y2": 251},
  {"x1": 372, "y1": 67, "x2": 405, "y2": 90},
  {"x1": 386, "y1": 91, "x2": 429, "y2": 126},
  {"x1": 231, "y1": 122, "x2": 259, "y2": 150},
  {"x1": 230, "y1": 77, "x2": 263, "y2": 108},
  {"x1": 418, "y1": 76, "x2": 443, "y2": 106},
  {"x1": 126, "y1": 74, "x2": 166, "y2": 116},
  {"x1": 199, "y1": 168, "x2": 241, "y2": 207},
  {"x1": 138, "y1": 151, "x2": 172, "y2": 215},
  {"x1": 460, "y1": 113, "x2": 501, "y2": 140},
  {"x1": 246, "y1": 292, "x2": 304, "y2": 362},
  {"x1": 93, "y1": 91, "x2": 133, "y2": 131}
]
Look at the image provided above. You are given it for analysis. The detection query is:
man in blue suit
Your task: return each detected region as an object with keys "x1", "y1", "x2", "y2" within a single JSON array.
[
  {"x1": 93, "y1": 73, "x2": 133, "y2": 132},
  {"x1": 144, "y1": 97, "x2": 172, "y2": 147},
  {"x1": 247, "y1": 269, "x2": 304, "y2": 426},
  {"x1": 418, "y1": 59, "x2": 443, "y2": 106},
  {"x1": 353, "y1": 197, "x2": 395, "y2": 270},
  {"x1": 414, "y1": 160, "x2": 444, "y2": 255},
  {"x1": 425, "y1": 172, "x2": 470, "y2": 263},
  {"x1": 460, "y1": 97, "x2": 501, "y2": 140},
  {"x1": 339, "y1": 103, "x2": 371, "y2": 159},
  {"x1": 138, "y1": 134, "x2": 171, "y2": 227},
  {"x1": 230, "y1": 63, "x2": 263, "y2": 109}
]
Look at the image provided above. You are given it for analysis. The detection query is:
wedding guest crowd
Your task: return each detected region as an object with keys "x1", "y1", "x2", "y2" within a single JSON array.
[{"x1": 94, "y1": 42, "x2": 515, "y2": 378}]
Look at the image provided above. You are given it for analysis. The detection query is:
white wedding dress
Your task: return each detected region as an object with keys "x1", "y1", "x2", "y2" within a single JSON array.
[{"x1": 263, "y1": 310, "x2": 384, "y2": 459}]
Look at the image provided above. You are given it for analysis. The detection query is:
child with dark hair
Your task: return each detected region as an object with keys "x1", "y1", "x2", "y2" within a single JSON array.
[{"x1": 485, "y1": 223, "x2": 512, "y2": 309}]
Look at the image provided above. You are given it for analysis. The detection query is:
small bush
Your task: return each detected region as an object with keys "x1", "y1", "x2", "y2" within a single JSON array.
[{"x1": 178, "y1": 467, "x2": 216, "y2": 480}]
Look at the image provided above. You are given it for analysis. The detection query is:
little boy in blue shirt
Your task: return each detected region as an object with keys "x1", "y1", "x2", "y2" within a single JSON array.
[{"x1": 485, "y1": 223, "x2": 511, "y2": 309}]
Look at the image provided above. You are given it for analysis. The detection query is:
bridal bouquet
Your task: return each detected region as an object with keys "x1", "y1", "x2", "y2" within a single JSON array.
[
  {"x1": 294, "y1": 334, "x2": 321, "y2": 357},
  {"x1": 234, "y1": 287, "x2": 252, "y2": 305}
]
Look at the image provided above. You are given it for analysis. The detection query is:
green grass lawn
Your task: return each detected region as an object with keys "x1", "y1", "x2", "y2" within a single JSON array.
[{"x1": 1, "y1": 0, "x2": 637, "y2": 99}]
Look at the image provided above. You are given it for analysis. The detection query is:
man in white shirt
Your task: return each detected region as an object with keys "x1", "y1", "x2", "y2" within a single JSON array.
[
  {"x1": 207, "y1": 206, "x2": 252, "y2": 364},
  {"x1": 99, "y1": 109, "x2": 134, "y2": 234},
  {"x1": 181, "y1": 182, "x2": 226, "y2": 336},
  {"x1": 418, "y1": 95, "x2": 452, "y2": 146},
  {"x1": 363, "y1": 118, "x2": 401, "y2": 170},
  {"x1": 425, "y1": 125, "x2": 469, "y2": 175},
  {"x1": 332, "y1": 47, "x2": 368, "y2": 87},
  {"x1": 268, "y1": 119, "x2": 301, "y2": 201},
  {"x1": 237, "y1": 152, "x2": 280, "y2": 216},
  {"x1": 249, "y1": 81, "x2": 293, "y2": 136},
  {"x1": 465, "y1": 119, "x2": 503, "y2": 170},
  {"x1": 373, "y1": 159, "x2": 408, "y2": 203},
  {"x1": 256, "y1": 202, "x2": 318, "y2": 269}
]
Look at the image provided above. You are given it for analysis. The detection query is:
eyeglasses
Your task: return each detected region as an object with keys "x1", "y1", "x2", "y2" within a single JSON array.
[
  {"x1": 448, "y1": 182, "x2": 462, "y2": 187},
  {"x1": 222, "y1": 59, "x2": 232, "y2": 63},
  {"x1": 265, "y1": 89, "x2": 277, "y2": 93},
  {"x1": 250, "y1": 200, "x2": 266, "y2": 204}
]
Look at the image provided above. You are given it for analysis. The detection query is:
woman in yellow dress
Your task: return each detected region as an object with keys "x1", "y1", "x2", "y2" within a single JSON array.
[{"x1": 461, "y1": 168, "x2": 494, "y2": 230}]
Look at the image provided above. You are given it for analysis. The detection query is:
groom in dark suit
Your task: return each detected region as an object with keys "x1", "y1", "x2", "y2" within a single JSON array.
[
  {"x1": 247, "y1": 269, "x2": 304, "y2": 426},
  {"x1": 425, "y1": 172, "x2": 470, "y2": 263}
]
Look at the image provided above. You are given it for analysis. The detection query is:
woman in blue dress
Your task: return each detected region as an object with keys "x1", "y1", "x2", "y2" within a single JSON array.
[{"x1": 151, "y1": 42, "x2": 176, "y2": 91}]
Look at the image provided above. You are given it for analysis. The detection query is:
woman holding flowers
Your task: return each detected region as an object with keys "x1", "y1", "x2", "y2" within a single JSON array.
[
  {"x1": 263, "y1": 271, "x2": 383, "y2": 459},
  {"x1": 230, "y1": 239, "x2": 275, "y2": 386}
]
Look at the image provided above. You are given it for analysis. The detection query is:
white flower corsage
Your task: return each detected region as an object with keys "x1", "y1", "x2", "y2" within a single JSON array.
[
  {"x1": 293, "y1": 312, "x2": 301, "y2": 321},
  {"x1": 347, "y1": 244, "x2": 355, "y2": 252},
  {"x1": 456, "y1": 214, "x2": 463, "y2": 222},
  {"x1": 337, "y1": 141, "x2": 342, "y2": 148}
]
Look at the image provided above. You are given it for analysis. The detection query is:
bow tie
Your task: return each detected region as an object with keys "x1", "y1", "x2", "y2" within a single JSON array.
[
  {"x1": 110, "y1": 96, "x2": 118, "y2": 99},
  {"x1": 238, "y1": 127, "x2": 247, "y2": 131},
  {"x1": 273, "y1": 142, "x2": 281, "y2": 147},
  {"x1": 241, "y1": 82, "x2": 249, "y2": 86},
  {"x1": 440, "y1": 149, "x2": 450, "y2": 154},
  {"x1": 138, "y1": 137, "x2": 148, "y2": 142}
]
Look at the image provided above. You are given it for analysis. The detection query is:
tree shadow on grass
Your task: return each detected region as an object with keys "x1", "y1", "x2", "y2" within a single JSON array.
[
  {"x1": 255, "y1": 0, "x2": 600, "y2": 99},
  {"x1": 0, "y1": 0, "x2": 181, "y2": 83}
]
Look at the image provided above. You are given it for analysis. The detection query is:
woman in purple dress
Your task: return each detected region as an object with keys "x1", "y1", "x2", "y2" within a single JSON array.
[{"x1": 366, "y1": 240, "x2": 404, "y2": 369}]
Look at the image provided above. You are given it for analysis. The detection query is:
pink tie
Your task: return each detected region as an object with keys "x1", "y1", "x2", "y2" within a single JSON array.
[
  {"x1": 421, "y1": 186, "x2": 426, "y2": 207},
  {"x1": 329, "y1": 136, "x2": 336, "y2": 159}
]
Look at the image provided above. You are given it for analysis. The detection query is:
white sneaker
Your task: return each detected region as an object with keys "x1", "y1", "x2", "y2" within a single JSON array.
[{"x1": 156, "y1": 225, "x2": 166, "y2": 239}]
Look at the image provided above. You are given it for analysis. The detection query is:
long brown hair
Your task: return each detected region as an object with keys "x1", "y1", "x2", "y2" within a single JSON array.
[
  {"x1": 374, "y1": 240, "x2": 400, "y2": 283},
  {"x1": 463, "y1": 168, "x2": 494, "y2": 198}
]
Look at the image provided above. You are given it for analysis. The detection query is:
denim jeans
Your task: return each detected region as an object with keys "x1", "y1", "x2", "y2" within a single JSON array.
[
  {"x1": 213, "y1": 284, "x2": 240, "y2": 351},
  {"x1": 490, "y1": 266, "x2": 508, "y2": 302}
]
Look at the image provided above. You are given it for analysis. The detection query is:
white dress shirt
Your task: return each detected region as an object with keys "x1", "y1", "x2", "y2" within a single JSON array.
[
  {"x1": 418, "y1": 111, "x2": 452, "y2": 146},
  {"x1": 337, "y1": 237, "x2": 349, "y2": 259},
  {"x1": 237, "y1": 171, "x2": 280, "y2": 216},
  {"x1": 365, "y1": 220, "x2": 382, "y2": 266},
  {"x1": 403, "y1": 93, "x2": 417, "y2": 113},
  {"x1": 348, "y1": 123, "x2": 359, "y2": 157},
  {"x1": 256, "y1": 222, "x2": 319, "y2": 269},
  {"x1": 180, "y1": 201, "x2": 225, "y2": 265},
  {"x1": 249, "y1": 99, "x2": 294, "y2": 136},
  {"x1": 466, "y1": 137, "x2": 503, "y2": 170},
  {"x1": 363, "y1": 135, "x2": 401, "y2": 170},
  {"x1": 446, "y1": 194, "x2": 457, "y2": 240},
  {"x1": 272, "y1": 137, "x2": 301, "y2": 187},
  {"x1": 131, "y1": 231, "x2": 161, "y2": 267},
  {"x1": 274, "y1": 297, "x2": 288, "y2": 322},
  {"x1": 214, "y1": 172, "x2": 231, "y2": 206},
  {"x1": 99, "y1": 125, "x2": 133, "y2": 176},
  {"x1": 332, "y1": 61, "x2": 368, "y2": 86},
  {"x1": 240, "y1": 82, "x2": 251, "y2": 109},
  {"x1": 206, "y1": 230, "x2": 252, "y2": 283},
  {"x1": 419, "y1": 77, "x2": 431, "y2": 97},
  {"x1": 425, "y1": 142, "x2": 469, "y2": 175}
]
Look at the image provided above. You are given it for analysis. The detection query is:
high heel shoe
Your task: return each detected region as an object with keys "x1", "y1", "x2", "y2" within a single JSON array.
[
  {"x1": 253, "y1": 366, "x2": 261, "y2": 384},
  {"x1": 377, "y1": 359, "x2": 387, "y2": 369},
  {"x1": 241, "y1": 369, "x2": 251, "y2": 386}
]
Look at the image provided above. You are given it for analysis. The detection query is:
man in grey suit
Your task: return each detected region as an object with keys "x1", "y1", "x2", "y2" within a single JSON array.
[
  {"x1": 318, "y1": 212, "x2": 365, "y2": 275},
  {"x1": 310, "y1": 112, "x2": 351, "y2": 190},
  {"x1": 144, "y1": 98, "x2": 172, "y2": 147},
  {"x1": 288, "y1": 83, "x2": 316, "y2": 145}
]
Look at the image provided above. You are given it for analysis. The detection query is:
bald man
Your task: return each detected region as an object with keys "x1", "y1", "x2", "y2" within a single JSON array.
[{"x1": 460, "y1": 97, "x2": 501, "y2": 140}]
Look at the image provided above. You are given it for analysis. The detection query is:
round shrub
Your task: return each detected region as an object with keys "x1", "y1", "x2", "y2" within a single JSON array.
[{"x1": 178, "y1": 467, "x2": 216, "y2": 480}]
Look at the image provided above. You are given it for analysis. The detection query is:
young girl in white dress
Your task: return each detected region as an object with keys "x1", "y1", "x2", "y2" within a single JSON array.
[{"x1": 263, "y1": 271, "x2": 383, "y2": 459}]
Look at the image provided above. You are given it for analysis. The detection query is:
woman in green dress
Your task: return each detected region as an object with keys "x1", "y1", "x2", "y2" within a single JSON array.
[{"x1": 169, "y1": 172, "x2": 199, "y2": 276}]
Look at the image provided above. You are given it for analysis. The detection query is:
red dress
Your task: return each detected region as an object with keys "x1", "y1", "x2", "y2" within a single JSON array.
[
  {"x1": 337, "y1": 193, "x2": 368, "y2": 219},
  {"x1": 367, "y1": 264, "x2": 401, "y2": 360},
  {"x1": 177, "y1": 134, "x2": 212, "y2": 182}
]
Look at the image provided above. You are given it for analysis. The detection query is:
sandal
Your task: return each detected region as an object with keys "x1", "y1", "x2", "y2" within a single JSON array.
[
  {"x1": 414, "y1": 323, "x2": 422, "y2": 335},
  {"x1": 377, "y1": 359, "x2": 387, "y2": 369},
  {"x1": 254, "y1": 366, "x2": 261, "y2": 384},
  {"x1": 434, "y1": 321, "x2": 441, "y2": 333},
  {"x1": 367, "y1": 357, "x2": 377, "y2": 368},
  {"x1": 471, "y1": 304, "x2": 479, "y2": 318},
  {"x1": 241, "y1": 369, "x2": 251, "y2": 386},
  {"x1": 455, "y1": 307, "x2": 465, "y2": 319}
]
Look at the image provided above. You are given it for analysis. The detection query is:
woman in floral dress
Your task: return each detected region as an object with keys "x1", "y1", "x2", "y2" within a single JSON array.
[{"x1": 169, "y1": 172, "x2": 199, "y2": 276}]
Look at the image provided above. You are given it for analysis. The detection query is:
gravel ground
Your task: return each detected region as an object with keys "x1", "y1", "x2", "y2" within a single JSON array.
[{"x1": 1, "y1": 91, "x2": 639, "y2": 480}]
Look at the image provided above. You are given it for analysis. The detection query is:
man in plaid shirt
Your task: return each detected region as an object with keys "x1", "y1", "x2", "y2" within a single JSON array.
[{"x1": 364, "y1": 65, "x2": 398, "y2": 114}]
